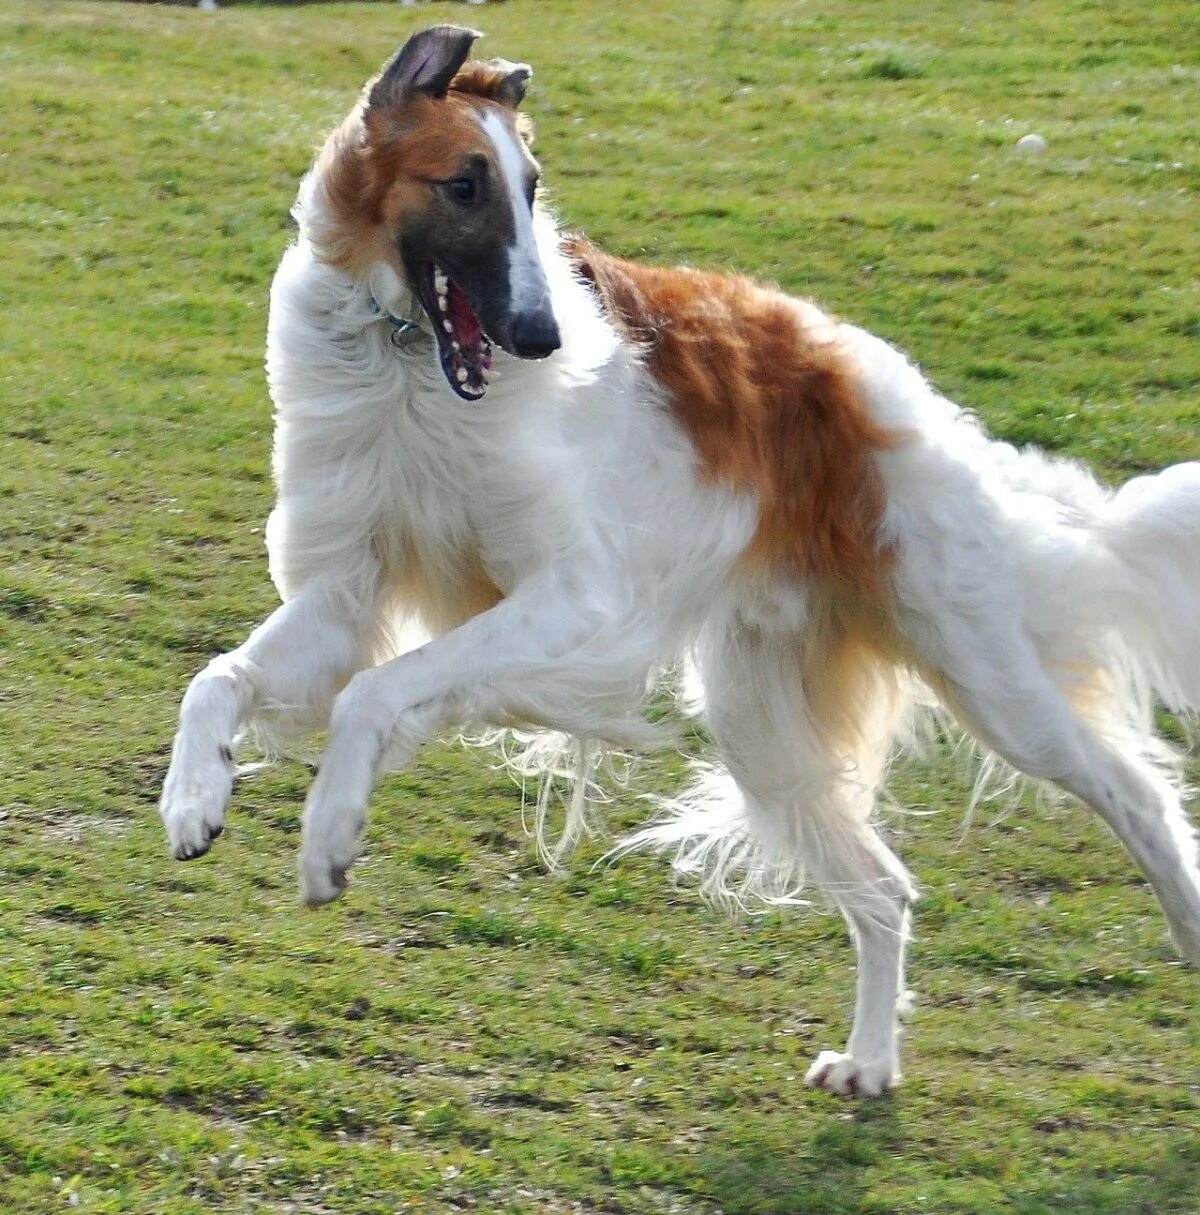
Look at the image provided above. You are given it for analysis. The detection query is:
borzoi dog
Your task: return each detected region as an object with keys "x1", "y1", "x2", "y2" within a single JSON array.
[{"x1": 160, "y1": 26, "x2": 1200, "y2": 1096}]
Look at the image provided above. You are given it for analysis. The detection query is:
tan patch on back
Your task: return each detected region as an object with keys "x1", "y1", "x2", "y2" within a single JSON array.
[{"x1": 568, "y1": 239, "x2": 895, "y2": 591}]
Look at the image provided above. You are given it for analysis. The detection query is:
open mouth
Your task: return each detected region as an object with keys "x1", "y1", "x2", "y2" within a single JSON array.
[{"x1": 425, "y1": 264, "x2": 493, "y2": 402}]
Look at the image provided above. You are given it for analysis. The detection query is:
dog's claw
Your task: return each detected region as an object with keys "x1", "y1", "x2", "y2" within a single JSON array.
[
  {"x1": 160, "y1": 744, "x2": 234, "y2": 861},
  {"x1": 299, "y1": 858, "x2": 351, "y2": 907},
  {"x1": 805, "y1": 1050, "x2": 895, "y2": 1098},
  {"x1": 167, "y1": 816, "x2": 223, "y2": 861}
]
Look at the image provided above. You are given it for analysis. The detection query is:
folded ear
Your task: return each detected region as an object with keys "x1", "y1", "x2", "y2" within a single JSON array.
[
  {"x1": 368, "y1": 25, "x2": 482, "y2": 110},
  {"x1": 488, "y1": 59, "x2": 532, "y2": 107}
]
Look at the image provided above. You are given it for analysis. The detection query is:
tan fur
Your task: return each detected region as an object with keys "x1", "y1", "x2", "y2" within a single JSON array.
[
  {"x1": 801, "y1": 592, "x2": 907, "y2": 770},
  {"x1": 567, "y1": 240, "x2": 895, "y2": 590},
  {"x1": 449, "y1": 62, "x2": 522, "y2": 104},
  {"x1": 315, "y1": 75, "x2": 527, "y2": 277}
]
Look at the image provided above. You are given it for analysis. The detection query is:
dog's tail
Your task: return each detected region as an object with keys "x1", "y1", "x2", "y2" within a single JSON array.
[
  {"x1": 1094, "y1": 461, "x2": 1200, "y2": 715},
  {"x1": 987, "y1": 449, "x2": 1200, "y2": 782}
]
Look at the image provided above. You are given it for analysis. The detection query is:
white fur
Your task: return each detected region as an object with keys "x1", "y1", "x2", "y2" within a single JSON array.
[
  {"x1": 161, "y1": 134, "x2": 1200, "y2": 1098},
  {"x1": 480, "y1": 110, "x2": 547, "y2": 316}
]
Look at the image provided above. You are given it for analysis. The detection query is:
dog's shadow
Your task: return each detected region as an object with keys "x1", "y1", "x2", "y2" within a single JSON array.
[
  {"x1": 695, "y1": 1100, "x2": 1200, "y2": 1215},
  {"x1": 697, "y1": 1100, "x2": 903, "y2": 1215}
]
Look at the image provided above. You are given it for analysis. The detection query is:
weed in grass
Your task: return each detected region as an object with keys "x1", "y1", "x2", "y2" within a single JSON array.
[{"x1": 861, "y1": 53, "x2": 927, "y2": 81}]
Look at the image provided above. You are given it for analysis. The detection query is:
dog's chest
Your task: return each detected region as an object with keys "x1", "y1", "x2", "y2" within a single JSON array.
[
  {"x1": 362, "y1": 378, "x2": 551, "y2": 610},
  {"x1": 274, "y1": 307, "x2": 585, "y2": 614}
]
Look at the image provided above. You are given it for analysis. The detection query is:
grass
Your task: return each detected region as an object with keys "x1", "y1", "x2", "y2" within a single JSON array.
[{"x1": 1, "y1": 0, "x2": 1198, "y2": 1211}]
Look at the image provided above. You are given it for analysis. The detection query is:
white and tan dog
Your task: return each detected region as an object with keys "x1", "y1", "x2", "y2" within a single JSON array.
[{"x1": 160, "y1": 26, "x2": 1200, "y2": 1096}]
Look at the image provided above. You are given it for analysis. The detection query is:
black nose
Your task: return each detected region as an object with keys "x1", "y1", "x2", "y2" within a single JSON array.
[{"x1": 510, "y1": 308, "x2": 561, "y2": 359}]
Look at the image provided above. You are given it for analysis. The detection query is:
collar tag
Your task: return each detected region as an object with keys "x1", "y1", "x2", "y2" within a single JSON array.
[
  {"x1": 388, "y1": 317, "x2": 425, "y2": 348},
  {"x1": 370, "y1": 296, "x2": 429, "y2": 350}
]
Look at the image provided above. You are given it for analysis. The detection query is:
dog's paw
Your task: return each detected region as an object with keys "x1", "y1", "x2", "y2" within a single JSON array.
[
  {"x1": 298, "y1": 849, "x2": 353, "y2": 907},
  {"x1": 160, "y1": 745, "x2": 234, "y2": 860},
  {"x1": 805, "y1": 1050, "x2": 896, "y2": 1098},
  {"x1": 1168, "y1": 918, "x2": 1200, "y2": 966}
]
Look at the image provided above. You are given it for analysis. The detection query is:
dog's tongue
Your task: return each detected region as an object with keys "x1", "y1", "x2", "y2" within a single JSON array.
[
  {"x1": 440, "y1": 279, "x2": 492, "y2": 400},
  {"x1": 448, "y1": 281, "x2": 485, "y2": 358}
]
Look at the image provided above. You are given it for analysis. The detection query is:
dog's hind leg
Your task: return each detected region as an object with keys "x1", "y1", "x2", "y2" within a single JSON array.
[
  {"x1": 906, "y1": 613, "x2": 1200, "y2": 964},
  {"x1": 1077, "y1": 751, "x2": 1200, "y2": 963},
  {"x1": 160, "y1": 569, "x2": 386, "y2": 862},
  {"x1": 688, "y1": 606, "x2": 916, "y2": 1097}
]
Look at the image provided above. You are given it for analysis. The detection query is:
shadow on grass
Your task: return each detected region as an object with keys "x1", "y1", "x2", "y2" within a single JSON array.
[
  {"x1": 1008, "y1": 1135, "x2": 1200, "y2": 1215},
  {"x1": 697, "y1": 1107, "x2": 1200, "y2": 1215},
  {"x1": 698, "y1": 1100, "x2": 903, "y2": 1215}
]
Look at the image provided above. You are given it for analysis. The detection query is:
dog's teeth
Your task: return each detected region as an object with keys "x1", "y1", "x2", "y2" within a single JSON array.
[
  {"x1": 456, "y1": 367, "x2": 468, "y2": 384},
  {"x1": 443, "y1": 319, "x2": 453, "y2": 333},
  {"x1": 433, "y1": 268, "x2": 448, "y2": 294},
  {"x1": 451, "y1": 340, "x2": 461, "y2": 352}
]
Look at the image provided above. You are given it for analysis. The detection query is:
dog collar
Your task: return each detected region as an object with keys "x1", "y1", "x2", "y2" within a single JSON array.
[{"x1": 370, "y1": 295, "x2": 429, "y2": 349}]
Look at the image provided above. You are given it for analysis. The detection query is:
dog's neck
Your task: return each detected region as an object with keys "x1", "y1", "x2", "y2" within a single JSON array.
[
  {"x1": 364, "y1": 263, "x2": 433, "y2": 348},
  {"x1": 369, "y1": 292, "x2": 427, "y2": 348}
]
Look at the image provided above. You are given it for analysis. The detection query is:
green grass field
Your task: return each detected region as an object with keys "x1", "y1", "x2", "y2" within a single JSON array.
[{"x1": 2, "y1": 1, "x2": 1198, "y2": 1211}]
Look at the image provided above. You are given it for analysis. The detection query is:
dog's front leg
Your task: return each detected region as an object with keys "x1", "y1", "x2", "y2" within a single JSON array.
[
  {"x1": 298, "y1": 575, "x2": 635, "y2": 905},
  {"x1": 160, "y1": 576, "x2": 381, "y2": 861}
]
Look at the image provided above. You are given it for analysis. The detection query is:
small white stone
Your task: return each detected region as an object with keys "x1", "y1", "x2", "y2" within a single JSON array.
[
  {"x1": 456, "y1": 367, "x2": 468, "y2": 383},
  {"x1": 1015, "y1": 132, "x2": 1048, "y2": 154}
]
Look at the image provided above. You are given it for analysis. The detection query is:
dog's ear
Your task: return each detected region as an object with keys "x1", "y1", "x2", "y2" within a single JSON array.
[
  {"x1": 488, "y1": 59, "x2": 532, "y2": 108},
  {"x1": 368, "y1": 26, "x2": 481, "y2": 110}
]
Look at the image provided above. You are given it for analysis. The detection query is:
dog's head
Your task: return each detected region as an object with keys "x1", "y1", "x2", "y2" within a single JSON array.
[{"x1": 315, "y1": 26, "x2": 559, "y2": 401}]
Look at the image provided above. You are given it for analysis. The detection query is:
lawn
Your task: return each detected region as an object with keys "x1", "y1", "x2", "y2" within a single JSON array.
[{"x1": 1, "y1": 1, "x2": 1198, "y2": 1212}]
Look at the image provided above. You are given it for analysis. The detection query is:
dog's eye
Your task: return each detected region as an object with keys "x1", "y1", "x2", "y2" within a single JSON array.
[{"x1": 448, "y1": 178, "x2": 476, "y2": 205}]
